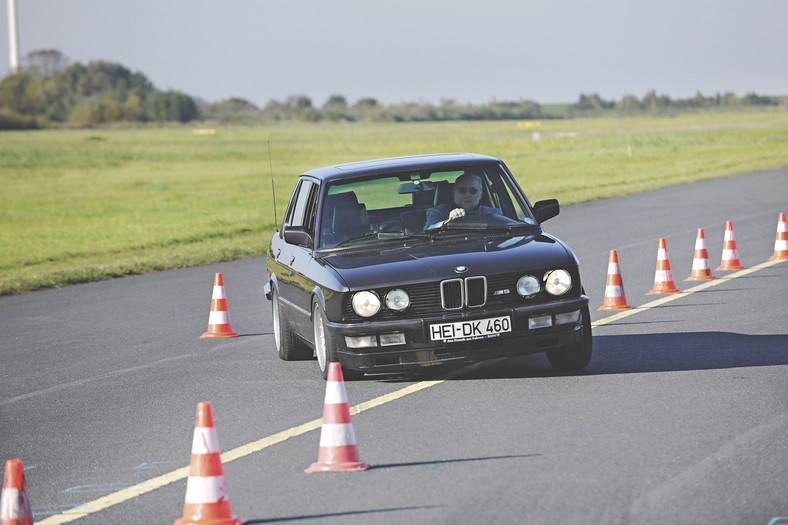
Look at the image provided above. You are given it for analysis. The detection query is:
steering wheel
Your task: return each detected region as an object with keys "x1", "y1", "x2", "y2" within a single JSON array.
[{"x1": 449, "y1": 210, "x2": 521, "y2": 227}]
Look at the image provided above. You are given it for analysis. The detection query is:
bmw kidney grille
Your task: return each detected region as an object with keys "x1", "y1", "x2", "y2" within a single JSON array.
[{"x1": 440, "y1": 276, "x2": 487, "y2": 309}]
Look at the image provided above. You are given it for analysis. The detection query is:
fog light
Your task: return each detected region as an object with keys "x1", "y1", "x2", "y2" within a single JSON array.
[
  {"x1": 345, "y1": 335, "x2": 377, "y2": 348},
  {"x1": 555, "y1": 310, "x2": 580, "y2": 325},
  {"x1": 379, "y1": 333, "x2": 406, "y2": 346},
  {"x1": 529, "y1": 315, "x2": 553, "y2": 329}
]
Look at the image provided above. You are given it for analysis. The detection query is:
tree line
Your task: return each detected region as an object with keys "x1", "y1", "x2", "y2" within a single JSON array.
[
  {"x1": 0, "y1": 50, "x2": 783, "y2": 130},
  {"x1": 570, "y1": 90, "x2": 781, "y2": 115},
  {"x1": 0, "y1": 50, "x2": 197, "y2": 129}
]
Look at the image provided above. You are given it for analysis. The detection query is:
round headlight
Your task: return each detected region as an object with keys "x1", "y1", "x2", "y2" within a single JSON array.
[
  {"x1": 544, "y1": 269, "x2": 572, "y2": 295},
  {"x1": 352, "y1": 291, "x2": 381, "y2": 317},
  {"x1": 385, "y1": 289, "x2": 410, "y2": 311},
  {"x1": 516, "y1": 275, "x2": 540, "y2": 297}
]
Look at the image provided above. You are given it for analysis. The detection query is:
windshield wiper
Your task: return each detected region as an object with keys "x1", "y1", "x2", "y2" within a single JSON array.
[
  {"x1": 425, "y1": 221, "x2": 489, "y2": 234},
  {"x1": 425, "y1": 221, "x2": 538, "y2": 236},
  {"x1": 331, "y1": 230, "x2": 433, "y2": 247},
  {"x1": 332, "y1": 231, "x2": 385, "y2": 247}
]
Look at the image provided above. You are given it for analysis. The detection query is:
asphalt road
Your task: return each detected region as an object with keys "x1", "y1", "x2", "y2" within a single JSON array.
[{"x1": 1, "y1": 167, "x2": 786, "y2": 525}]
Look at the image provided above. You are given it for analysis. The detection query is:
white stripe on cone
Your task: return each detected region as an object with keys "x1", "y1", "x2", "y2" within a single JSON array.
[
  {"x1": 775, "y1": 239, "x2": 788, "y2": 250},
  {"x1": 1, "y1": 489, "x2": 20, "y2": 519},
  {"x1": 319, "y1": 423, "x2": 357, "y2": 447},
  {"x1": 191, "y1": 427, "x2": 221, "y2": 454},
  {"x1": 657, "y1": 249, "x2": 668, "y2": 260},
  {"x1": 722, "y1": 249, "x2": 738, "y2": 260},
  {"x1": 208, "y1": 310, "x2": 231, "y2": 325},
  {"x1": 184, "y1": 475, "x2": 229, "y2": 504},
  {"x1": 212, "y1": 286, "x2": 227, "y2": 299},
  {"x1": 607, "y1": 262, "x2": 620, "y2": 274},
  {"x1": 692, "y1": 258, "x2": 711, "y2": 270},
  {"x1": 323, "y1": 381, "x2": 348, "y2": 405},
  {"x1": 604, "y1": 287, "x2": 624, "y2": 298},
  {"x1": 654, "y1": 270, "x2": 672, "y2": 282}
]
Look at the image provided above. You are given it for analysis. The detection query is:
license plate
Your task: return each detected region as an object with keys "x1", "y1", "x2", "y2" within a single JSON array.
[{"x1": 430, "y1": 315, "x2": 511, "y2": 342}]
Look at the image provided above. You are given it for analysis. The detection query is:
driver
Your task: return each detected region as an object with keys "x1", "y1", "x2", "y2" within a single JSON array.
[{"x1": 424, "y1": 172, "x2": 501, "y2": 229}]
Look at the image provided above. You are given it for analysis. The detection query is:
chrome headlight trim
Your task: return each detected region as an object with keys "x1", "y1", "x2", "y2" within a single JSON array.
[
  {"x1": 516, "y1": 275, "x2": 541, "y2": 297},
  {"x1": 544, "y1": 269, "x2": 572, "y2": 296},
  {"x1": 385, "y1": 289, "x2": 410, "y2": 311},
  {"x1": 352, "y1": 290, "x2": 381, "y2": 317}
]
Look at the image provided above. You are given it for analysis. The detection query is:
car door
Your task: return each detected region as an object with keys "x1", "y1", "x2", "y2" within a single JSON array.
[{"x1": 279, "y1": 178, "x2": 320, "y2": 337}]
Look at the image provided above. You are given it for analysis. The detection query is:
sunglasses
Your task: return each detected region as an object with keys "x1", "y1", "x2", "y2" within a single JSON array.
[{"x1": 455, "y1": 187, "x2": 479, "y2": 195}]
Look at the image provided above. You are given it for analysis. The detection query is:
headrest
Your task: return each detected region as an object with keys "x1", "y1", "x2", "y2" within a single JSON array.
[
  {"x1": 332, "y1": 203, "x2": 369, "y2": 234},
  {"x1": 434, "y1": 181, "x2": 453, "y2": 207},
  {"x1": 325, "y1": 191, "x2": 358, "y2": 209}
]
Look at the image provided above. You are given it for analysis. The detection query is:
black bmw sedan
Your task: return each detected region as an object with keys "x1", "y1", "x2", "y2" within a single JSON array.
[{"x1": 265, "y1": 153, "x2": 591, "y2": 379}]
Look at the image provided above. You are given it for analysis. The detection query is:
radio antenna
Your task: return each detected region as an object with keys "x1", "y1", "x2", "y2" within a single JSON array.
[{"x1": 268, "y1": 141, "x2": 278, "y2": 232}]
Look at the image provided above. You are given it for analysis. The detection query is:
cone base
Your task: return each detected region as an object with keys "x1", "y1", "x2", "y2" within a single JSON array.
[
  {"x1": 716, "y1": 265, "x2": 745, "y2": 271},
  {"x1": 768, "y1": 254, "x2": 788, "y2": 261},
  {"x1": 598, "y1": 304, "x2": 632, "y2": 311},
  {"x1": 647, "y1": 289, "x2": 681, "y2": 295},
  {"x1": 174, "y1": 516, "x2": 244, "y2": 525},
  {"x1": 305, "y1": 461, "x2": 368, "y2": 473},
  {"x1": 200, "y1": 331, "x2": 239, "y2": 338},
  {"x1": 685, "y1": 275, "x2": 716, "y2": 281}
]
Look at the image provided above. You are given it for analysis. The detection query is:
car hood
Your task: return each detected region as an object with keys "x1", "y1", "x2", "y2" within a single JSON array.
[{"x1": 320, "y1": 234, "x2": 575, "y2": 290}]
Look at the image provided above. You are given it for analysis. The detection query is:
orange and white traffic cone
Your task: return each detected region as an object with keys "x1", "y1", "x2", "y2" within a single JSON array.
[
  {"x1": 305, "y1": 363, "x2": 368, "y2": 473},
  {"x1": 769, "y1": 212, "x2": 788, "y2": 261},
  {"x1": 685, "y1": 228, "x2": 716, "y2": 281},
  {"x1": 648, "y1": 238, "x2": 680, "y2": 295},
  {"x1": 598, "y1": 250, "x2": 632, "y2": 310},
  {"x1": 201, "y1": 273, "x2": 239, "y2": 338},
  {"x1": 174, "y1": 402, "x2": 243, "y2": 525},
  {"x1": 716, "y1": 221, "x2": 745, "y2": 271},
  {"x1": 1, "y1": 459, "x2": 33, "y2": 525}
]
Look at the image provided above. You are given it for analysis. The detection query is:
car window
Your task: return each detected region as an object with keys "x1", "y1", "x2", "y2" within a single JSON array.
[
  {"x1": 285, "y1": 180, "x2": 317, "y2": 229},
  {"x1": 318, "y1": 164, "x2": 536, "y2": 249}
]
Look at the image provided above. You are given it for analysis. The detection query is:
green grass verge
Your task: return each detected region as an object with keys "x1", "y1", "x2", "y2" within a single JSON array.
[{"x1": 2, "y1": 109, "x2": 787, "y2": 295}]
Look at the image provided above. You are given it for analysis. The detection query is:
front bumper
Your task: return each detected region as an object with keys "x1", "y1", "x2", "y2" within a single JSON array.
[{"x1": 329, "y1": 295, "x2": 589, "y2": 372}]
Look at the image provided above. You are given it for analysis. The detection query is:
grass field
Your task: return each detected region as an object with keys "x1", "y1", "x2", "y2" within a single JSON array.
[{"x1": 2, "y1": 109, "x2": 787, "y2": 295}]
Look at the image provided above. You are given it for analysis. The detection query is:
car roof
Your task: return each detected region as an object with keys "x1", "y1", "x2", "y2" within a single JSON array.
[{"x1": 301, "y1": 153, "x2": 502, "y2": 182}]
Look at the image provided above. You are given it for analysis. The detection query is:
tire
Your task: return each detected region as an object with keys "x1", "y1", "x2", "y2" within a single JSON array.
[
  {"x1": 272, "y1": 289, "x2": 311, "y2": 361},
  {"x1": 546, "y1": 305, "x2": 592, "y2": 371},
  {"x1": 313, "y1": 302, "x2": 364, "y2": 381}
]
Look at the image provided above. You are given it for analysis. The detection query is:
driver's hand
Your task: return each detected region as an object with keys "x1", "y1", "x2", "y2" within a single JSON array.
[{"x1": 447, "y1": 208, "x2": 466, "y2": 221}]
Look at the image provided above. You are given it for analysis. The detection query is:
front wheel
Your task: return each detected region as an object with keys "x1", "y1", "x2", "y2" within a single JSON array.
[
  {"x1": 273, "y1": 289, "x2": 311, "y2": 361},
  {"x1": 313, "y1": 302, "x2": 364, "y2": 381},
  {"x1": 546, "y1": 305, "x2": 592, "y2": 371}
]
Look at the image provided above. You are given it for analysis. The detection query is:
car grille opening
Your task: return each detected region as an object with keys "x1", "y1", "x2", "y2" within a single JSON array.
[
  {"x1": 441, "y1": 279, "x2": 464, "y2": 310},
  {"x1": 465, "y1": 276, "x2": 487, "y2": 307},
  {"x1": 440, "y1": 276, "x2": 486, "y2": 309}
]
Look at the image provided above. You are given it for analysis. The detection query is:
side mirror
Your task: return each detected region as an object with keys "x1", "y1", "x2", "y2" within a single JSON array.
[
  {"x1": 283, "y1": 226, "x2": 314, "y2": 248},
  {"x1": 533, "y1": 199, "x2": 560, "y2": 223}
]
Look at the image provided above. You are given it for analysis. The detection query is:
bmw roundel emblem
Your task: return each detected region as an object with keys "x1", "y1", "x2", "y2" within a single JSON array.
[{"x1": 454, "y1": 265, "x2": 469, "y2": 274}]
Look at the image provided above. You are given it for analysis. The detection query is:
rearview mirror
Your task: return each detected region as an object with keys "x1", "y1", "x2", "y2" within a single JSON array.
[
  {"x1": 283, "y1": 226, "x2": 313, "y2": 248},
  {"x1": 533, "y1": 199, "x2": 560, "y2": 223}
]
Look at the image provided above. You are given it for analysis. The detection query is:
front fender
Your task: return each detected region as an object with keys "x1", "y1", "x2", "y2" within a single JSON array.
[
  {"x1": 265, "y1": 273, "x2": 280, "y2": 301},
  {"x1": 311, "y1": 285, "x2": 328, "y2": 321}
]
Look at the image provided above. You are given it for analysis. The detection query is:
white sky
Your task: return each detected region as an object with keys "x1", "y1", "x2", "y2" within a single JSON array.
[{"x1": 2, "y1": 0, "x2": 787, "y2": 107}]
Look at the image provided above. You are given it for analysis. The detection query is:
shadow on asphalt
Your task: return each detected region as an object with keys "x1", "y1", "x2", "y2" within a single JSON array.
[
  {"x1": 367, "y1": 331, "x2": 788, "y2": 382},
  {"x1": 369, "y1": 453, "x2": 541, "y2": 470},
  {"x1": 456, "y1": 331, "x2": 788, "y2": 380},
  {"x1": 244, "y1": 505, "x2": 443, "y2": 524}
]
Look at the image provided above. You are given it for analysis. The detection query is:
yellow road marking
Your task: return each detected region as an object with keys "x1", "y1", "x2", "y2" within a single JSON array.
[
  {"x1": 39, "y1": 258, "x2": 784, "y2": 523},
  {"x1": 38, "y1": 364, "x2": 484, "y2": 524},
  {"x1": 591, "y1": 259, "x2": 785, "y2": 328}
]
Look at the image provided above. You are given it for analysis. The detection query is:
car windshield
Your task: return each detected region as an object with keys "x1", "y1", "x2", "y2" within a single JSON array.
[{"x1": 318, "y1": 163, "x2": 538, "y2": 249}]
